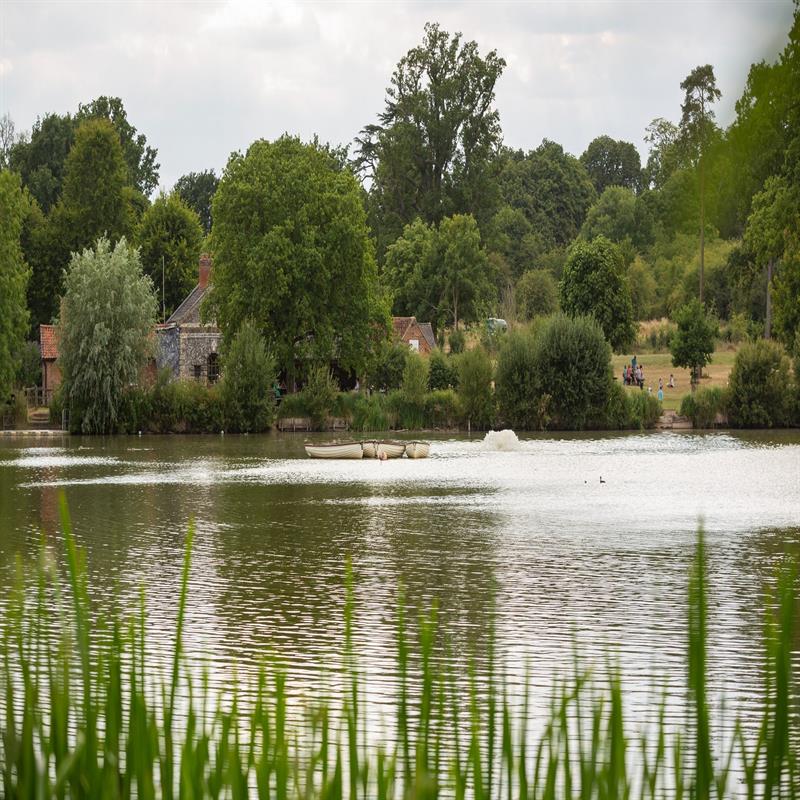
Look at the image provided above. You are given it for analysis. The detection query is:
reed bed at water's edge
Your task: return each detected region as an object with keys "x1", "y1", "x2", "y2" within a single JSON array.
[{"x1": 1, "y1": 498, "x2": 798, "y2": 799}]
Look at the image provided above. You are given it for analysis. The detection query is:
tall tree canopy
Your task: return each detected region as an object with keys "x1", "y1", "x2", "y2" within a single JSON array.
[
  {"x1": 0, "y1": 171, "x2": 31, "y2": 401},
  {"x1": 60, "y1": 238, "x2": 157, "y2": 434},
  {"x1": 51, "y1": 119, "x2": 131, "y2": 259},
  {"x1": 173, "y1": 169, "x2": 219, "y2": 235},
  {"x1": 75, "y1": 96, "x2": 159, "y2": 196},
  {"x1": 384, "y1": 213, "x2": 493, "y2": 331},
  {"x1": 9, "y1": 112, "x2": 75, "y2": 213},
  {"x1": 679, "y1": 64, "x2": 722, "y2": 303},
  {"x1": 580, "y1": 186, "x2": 654, "y2": 251},
  {"x1": 207, "y1": 136, "x2": 384, "y2": 383},
  {"x1": 356, "y1": 22, "x2": 506, "y2": 257},
  {"x1": 580, "y1": 135, "x2": 643, "y2": 195},
  {"x1": 137, "y1": 193, "x2": 204, "y2": 320},
  {"x1": 498, "y1": 141, "x2": 596, "y2": 252},
  {"x1": 559, "y1": 236, "x2": 636, "y2": 352}
]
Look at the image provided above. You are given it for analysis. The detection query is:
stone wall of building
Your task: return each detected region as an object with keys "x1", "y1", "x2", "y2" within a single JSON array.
[{"x1": 178, "y1": 328, "x2": 222, "y2": 382}]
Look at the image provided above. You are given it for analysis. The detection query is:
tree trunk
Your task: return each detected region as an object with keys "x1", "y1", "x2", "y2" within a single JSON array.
[
  {"x1": 452, "y1": 288, "x2": 458, "y2": 332},
  {"x1": 765, "y1": 258, "x2": 774, "y2": 339}
]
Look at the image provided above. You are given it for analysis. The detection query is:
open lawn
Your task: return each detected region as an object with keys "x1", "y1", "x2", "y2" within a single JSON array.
[{"x1": 612, "y1": 348, "x2": 738, "y2": 412}]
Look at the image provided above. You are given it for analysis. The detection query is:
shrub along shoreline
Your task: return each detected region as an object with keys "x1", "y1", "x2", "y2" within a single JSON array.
[
  {"x1": 1, "y1": 501, "x2": 797, "y2": 797},
  {"x1": 50, "y1": 313, "x2": 800, "y2": 436}
]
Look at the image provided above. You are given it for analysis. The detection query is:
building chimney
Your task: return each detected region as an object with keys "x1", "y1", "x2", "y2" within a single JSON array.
[{"x1": 198, "y1": 253, "x2": 212, "y2": 289}]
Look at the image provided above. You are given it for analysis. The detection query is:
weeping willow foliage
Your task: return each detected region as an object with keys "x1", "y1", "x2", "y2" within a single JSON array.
[{"x1": 60, "y1": 237, "x2": 157, "y2": 433}]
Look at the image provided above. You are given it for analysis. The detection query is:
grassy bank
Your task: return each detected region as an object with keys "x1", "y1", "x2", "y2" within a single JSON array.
[
  {"x1": 612, "y1": 349, "x2": 738, "y2": 412},
  {"x1": 1, "y1": 499, "x2": 797, "y2": 798}
]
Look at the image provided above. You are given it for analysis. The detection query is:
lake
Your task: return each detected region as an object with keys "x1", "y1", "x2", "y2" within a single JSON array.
[{"x1": 1, "y1": 429, "x2": 799, "y2": 741}]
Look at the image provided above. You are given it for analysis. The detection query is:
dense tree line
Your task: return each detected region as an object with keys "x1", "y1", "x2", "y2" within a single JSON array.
[{"x1": 1, "y1": 8, "x2": 799, "y2": 433}]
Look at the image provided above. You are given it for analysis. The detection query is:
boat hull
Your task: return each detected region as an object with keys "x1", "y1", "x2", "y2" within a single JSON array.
[
  {"x1": 404, "y1": 441, "x2": 430, "y2": 459},
  {"x1": 376, "y1": 441, "x2": 406, "y2": 459},
  {"x1": 305, "y1": 442, "x2": 364, "y2": 459}
]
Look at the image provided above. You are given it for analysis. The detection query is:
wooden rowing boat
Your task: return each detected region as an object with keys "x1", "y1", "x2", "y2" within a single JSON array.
[
  {"x1": 404, "y1": 441, "x2": 430, "y2": 459},
  {"x1": 304, "y1": 441, "x2": 364, "y2": 459}
]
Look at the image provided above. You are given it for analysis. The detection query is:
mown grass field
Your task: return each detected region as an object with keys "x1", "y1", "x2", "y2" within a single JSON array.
[{"x1": 612, "y1": 348, "x2": 738, "y2": 412}]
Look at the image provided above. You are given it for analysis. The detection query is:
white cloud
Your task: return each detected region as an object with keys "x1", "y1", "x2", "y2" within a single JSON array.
[{"x1": 0, "y1": 0, "x2": 794, "y2": 190}]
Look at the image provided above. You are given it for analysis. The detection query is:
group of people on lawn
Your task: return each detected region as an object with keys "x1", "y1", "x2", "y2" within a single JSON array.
[{"x1": 622, "y1": 355, "x2": 674, "y2": 403}]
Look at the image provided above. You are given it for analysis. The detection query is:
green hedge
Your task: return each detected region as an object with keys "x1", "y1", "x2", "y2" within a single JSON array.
[{"x1": 680, "y1": 387, "x2": 728, "y2": 428}]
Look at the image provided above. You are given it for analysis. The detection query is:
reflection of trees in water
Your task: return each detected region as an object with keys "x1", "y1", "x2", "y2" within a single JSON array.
[{"x1": 201, "y1": 479, "x2": 502, "y2": 686}]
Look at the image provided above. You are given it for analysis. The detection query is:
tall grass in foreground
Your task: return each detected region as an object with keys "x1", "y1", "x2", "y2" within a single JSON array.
[{"x1": 1, "y1": 499, "x2": 797, "y2": 799}]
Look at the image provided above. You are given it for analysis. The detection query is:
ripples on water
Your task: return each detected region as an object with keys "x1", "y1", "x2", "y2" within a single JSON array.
[{"x1": 1, "y1": 431, "x2": 799, "y2": 745}]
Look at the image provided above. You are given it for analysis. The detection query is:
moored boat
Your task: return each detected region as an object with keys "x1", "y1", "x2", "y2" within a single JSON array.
[
  {"x1": 362, "y1": 439, "x2": 378, "y2": 458},
  {"x1": 404, "y1": 441, "x2": 430, "y2": 459},
  {"x1": 376, "y1": 440, "x2": 406, "y2": 459},
  {"x1": 304, "y1": 441, "x2": 364, "y2": 459}
]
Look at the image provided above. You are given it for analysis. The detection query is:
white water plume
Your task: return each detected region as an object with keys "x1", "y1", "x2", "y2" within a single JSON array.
[{"x1": 482, "y1": 429, "x2": 521, "y2": 451}]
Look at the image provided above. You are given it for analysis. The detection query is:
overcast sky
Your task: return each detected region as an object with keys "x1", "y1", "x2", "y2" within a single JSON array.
[{"x1": 1, "y1": 0, "x2": 794, "y2": 192}]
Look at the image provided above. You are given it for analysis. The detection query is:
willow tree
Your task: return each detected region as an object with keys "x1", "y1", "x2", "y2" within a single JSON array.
[
  {"x1": 60, "y1": 238, "x2": 157, "y2": 433},
  {"x1": 207, "y1": 136, "x2": 385, "y2": 385}
]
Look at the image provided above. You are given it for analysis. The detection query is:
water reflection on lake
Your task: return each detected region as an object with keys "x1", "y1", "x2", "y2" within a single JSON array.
[{"x1": 1, "y1": 429, "x2": 799, "y2": 737}]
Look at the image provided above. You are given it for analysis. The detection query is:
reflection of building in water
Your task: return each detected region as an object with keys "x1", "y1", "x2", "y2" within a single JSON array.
[
  {"x1": 156, "y1": 254, "x2": 222, "y2": 385},
  {"x1": 38, "y1": 478, "x2": 61, "y2": 536}
]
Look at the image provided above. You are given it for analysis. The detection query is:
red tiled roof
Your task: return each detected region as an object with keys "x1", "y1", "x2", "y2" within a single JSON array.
[
  {"x1": 40, "y1": 324, "x2": 60, "y2": 360},
  {"x1": 392, "y1": 316, "x2": 415, "y2": 339}
]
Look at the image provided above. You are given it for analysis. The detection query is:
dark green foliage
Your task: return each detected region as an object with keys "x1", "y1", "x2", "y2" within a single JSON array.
[
  {"x1": 680, "y1": 386, "x2": 728, "y2": 428},
  {"x1": 670, "y1": 298, "x2": 718, "y2": 381},
  {"x1": 530, "y1": 314, "x2": 615, "y2": 430},
  {"x1": 424, "y1": 389, "x2": 461, "y2": 428},
  {"x1": 8, "y1": 112, "x2": 75, "y2": 212},
  {"x1": 624, "y1": 390, "x2": 663, "y2": 429},
  {"x1": 400, "y1": 353, "x2": 430, "y2": 428},
  {"x1": 0, "y1": 170, "x2": 31, "y2": 401},
  {"x1": 516, "y1": 269, "x2": 558, "y2": 320},
  {"x1": 369, "y1": 339, "x2": 409, "y2": 392},
  {"x1": 221, "y1": 320, "x2": 276, "y2": 433},
  {"x1": 137, "y1": 192, "x2": 204, "y2": 320},
  {"x1": 2, "y1": 509, "x2": 796, "y2": 798},
  {"x1": 384, "y1": 213, "x2": 493, "y2": 331},
  {"x1": 448, "y1": 328, "x2": 466, "y2": 354},
  {"x1": 727, "y1": 339, "x2": 794, "y2": 427},
  {"x1": 498, "y1": 141, "x2": 596, "y2": 251},
  {"x1": 301, "y1": 366, "x2": 339, "y2": 430},
  {"x1": 75, "y1": 95, "x2": 160, "y2": 196},
  {"x1": 456, "y1": 346, "x2": 494, "y2": 429},
  {"x1": 348, "y1": 393, "x2": 391, "y2": 432},
  {"x1": 173, "y1": 169, "x2": 219, "y2": 234},
  {"x1": 60, "y1": 238, "x2": 157, "y2": 434},
  {"x1": 495, "y1": 329, "x2": 541, "y2": 430},
  {"x1": 580, "y1": 135, "x2": 643, "y2": 194},
  {"x1": 50, "y1": 119, "x2": 131, "y2": 274},
  {"x1": 14, "y1": 341, "x2": 41, "y2": 388},
  {"x1": 580, "y1": 186, "x2": 654, "y2": 250},
  {"x1": 560, "y1": 237, "x2": 636, "y2": 352},
  {"x1": 428, "y1": 350, "x2": 457, "y2": 391},
  {"x1": 356, "y1": 22, "x2": 505, "y2": 255},
  {"x1": 208, "y1": 136, "x2": 381, "y2": 384}
]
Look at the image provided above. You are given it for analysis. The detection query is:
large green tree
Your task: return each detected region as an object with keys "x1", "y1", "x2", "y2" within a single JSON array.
[
  {"x1": 439, "y1": 214, "x2": 492, "y2": 330},
  {"x1": 383, "y1": 213, "x2": 493, "y2": 330},
  {"x1": 60, "y1": 238, "x2": 157, "y2": 433},
  {"x1": 580, "y1": 135, "x2": 643, "y2": 194},
  {"x1": 0, "y1": 171, "x2": 31, "y2": 401},
  {"x1": 679, "y1": 65, "x2": 722, "y2": 303},
  {"x1": 137, "y1": 193, "x2": 204, "y2": 320},
  {"x1": 579, "y1": 186, "x2": 654, "y2": 250},
  {"x1": 498, "y1": 141, "x2": 596, "y2": 252},
  {"x1": 207, "y1": 136, "x2": 383, "y2": 384},
  {"x1": 75, "y1": 96, "x2": 159, "y2": 196},
  {"x1": 559, "y1": 236, "x2": 636, "y2": 352},
  {"x1": 9, "y1": 112, "x2": 75, "y2": 213},
  {"x1": 670, "y1": 298, "x2": 718, "y2": 388},
  {"x1": 356, "y1": 22, "x2": 505, "y2": 256},
  {"x1": 174, "y1": 169, "x2": 219, "y2": 235}
]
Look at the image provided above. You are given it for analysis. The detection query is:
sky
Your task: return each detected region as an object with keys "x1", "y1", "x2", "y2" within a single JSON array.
[{"x1": 1, "y1": 0, "x2": 795, "y2": 193}]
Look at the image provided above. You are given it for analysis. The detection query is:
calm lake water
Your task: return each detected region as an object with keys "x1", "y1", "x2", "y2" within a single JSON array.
[{"x1": 1, "y1": 429, "x2": 799, "y2": 740}]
